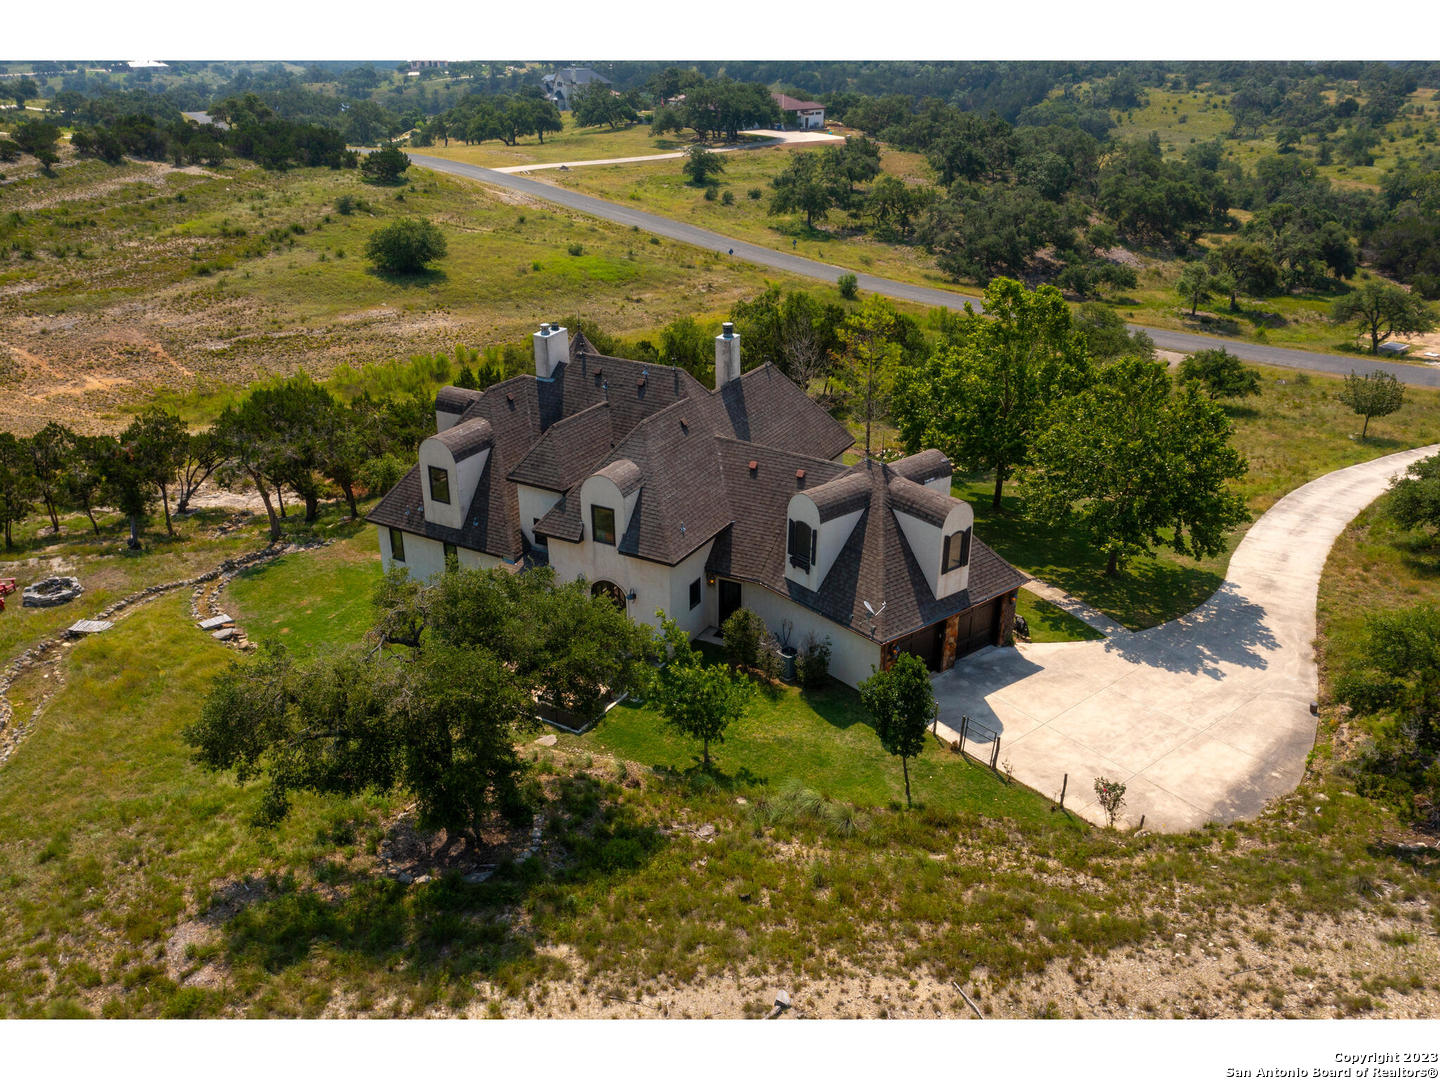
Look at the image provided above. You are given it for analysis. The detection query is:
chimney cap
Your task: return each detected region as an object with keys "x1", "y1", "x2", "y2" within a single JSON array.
[{"x1": 721, "y1": 321, "x2": 735, "y2": 338}]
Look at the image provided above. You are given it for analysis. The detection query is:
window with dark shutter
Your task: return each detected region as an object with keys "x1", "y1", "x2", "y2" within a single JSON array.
[
  {"x1": 389, "y1": 527, "x2": 406, "y2": 563},
  {"x1": 788, "y1": 519, "x2": 813, "y2": 572},
  {"x1": 943, "y1": 527, "x2": 972, "y2": 574},
  {"x1": 591, "y1": 505, "x2": 616, "y2": 546},
  {"x1": 428, "y1": 466, "x2": 450, "y2": 505}
]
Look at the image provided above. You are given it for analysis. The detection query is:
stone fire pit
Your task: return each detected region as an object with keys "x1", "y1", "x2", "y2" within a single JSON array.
[{"x1": 22, "y1": 576, "x2": 84, "y2": 608}]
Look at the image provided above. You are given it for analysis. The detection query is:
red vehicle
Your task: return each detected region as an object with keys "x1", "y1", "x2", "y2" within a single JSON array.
[{"x1": 0, "y1": 578, "x2": 15, "y2": 612}]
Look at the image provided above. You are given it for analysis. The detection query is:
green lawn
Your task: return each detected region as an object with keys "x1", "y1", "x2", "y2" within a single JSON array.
[
  {"x1": 565, "y1": 659, "x2": 1066, "y2": 828},
  {"x1": 1016, "y1": 590, "x2": 1106, "y2": 642},
  {"x1": 955, "y1": 364, "x2": 1440, "y2": 630}
]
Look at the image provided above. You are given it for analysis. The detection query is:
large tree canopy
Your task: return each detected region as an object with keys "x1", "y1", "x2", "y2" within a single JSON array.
[
  {"x1": 1025, "y1": 356, "x2": 1250, "y2": 575},
  {"x1": 893, "y1": 278, "x2": 1093, "y2": 508}
]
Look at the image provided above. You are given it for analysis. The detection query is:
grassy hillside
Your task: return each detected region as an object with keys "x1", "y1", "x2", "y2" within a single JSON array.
[{"x1": 0, "y1": 154, "x2": 807, "y2": 434}]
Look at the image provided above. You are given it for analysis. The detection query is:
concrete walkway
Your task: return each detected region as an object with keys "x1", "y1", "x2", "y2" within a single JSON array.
[
  {"x1": 933, "y1": 445, "x2": 1439, "y2": 832},
  {"x1": 1022, "y1": 579, "x2": 1130, "y2": 639}
]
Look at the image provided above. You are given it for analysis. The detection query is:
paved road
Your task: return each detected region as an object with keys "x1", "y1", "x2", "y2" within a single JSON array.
[
  {"x1": 934, "y1": 444, "x2": 1440, "y2": 832},
  {"x1": 493, "y1": 128, "x2": 844, "y2": 174},
  {"x1": 411, "y1": 152, "x2": 1440, "y2": 387}
]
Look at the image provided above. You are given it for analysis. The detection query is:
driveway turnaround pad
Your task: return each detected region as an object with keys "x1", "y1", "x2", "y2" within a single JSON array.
[{"x1": 932, "y1": 445, "x2": 1439, "y2": 831}]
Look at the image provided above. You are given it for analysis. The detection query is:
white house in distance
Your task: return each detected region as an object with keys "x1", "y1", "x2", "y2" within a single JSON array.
[
  {"x1": 368, "y1": 324, "x2": 1025, "y2": 689},
  {"x1": 771, "y1": 92, "x2": 826, "y2": 130}
]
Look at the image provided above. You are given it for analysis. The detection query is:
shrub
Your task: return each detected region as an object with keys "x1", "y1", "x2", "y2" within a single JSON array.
[
  {"x1": 335, "y1": 195, "x2": 355, "y2": 215},
  {"x1": 721, "y1": 189, "x2": 734, "y2": 205},
  {"x1": 703, "y1": 185, "x2": 718, "y2": 202},
  {"x1": 364, "y1": 217, "x2": 447, "y2": 275},
  {"x1": 721, "y1": 608, "x2": 768, "y2": 672},
  {"x1": 567, "y1": 242, "x2": 584, "y2": 256},
  {"x1": 796, "y1": 632, "x2": 832, "y2": 689},
  {"x1": 747, "y1": 187, "x2": 762, "y2": 200},
  {"x1": 837, "y1": 273, "x2": 859, "y2": 300}
]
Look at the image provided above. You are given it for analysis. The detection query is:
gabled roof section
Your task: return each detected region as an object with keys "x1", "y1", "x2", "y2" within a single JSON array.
[
  {"x1": 706, "y1": 454, "x2": 1027, "y2": 643},
  {"x1": 507, "y1": 402, "x2": 614, "y2": 492},
  {"x1": 773, "y1": 92, "x2": 824, "y2": 112},
  {"x1": 597, "y1": 457, "x2": 643, "y2": 497},
  {"x1": 436, "y1": 385, "x2": 484, "y2": 417}
]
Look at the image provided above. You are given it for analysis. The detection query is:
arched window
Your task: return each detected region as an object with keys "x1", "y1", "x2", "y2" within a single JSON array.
[{"x1": 590, "y1": 579, "x2": 626, "y2": 610}]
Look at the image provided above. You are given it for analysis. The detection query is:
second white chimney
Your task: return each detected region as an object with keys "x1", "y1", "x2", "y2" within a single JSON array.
[
  {"x1": 533, "y1": 322, "x2": 569, "y2": 379},
  {"x1": 714, "y1": 322, "x2": 741, "y2": 387}
]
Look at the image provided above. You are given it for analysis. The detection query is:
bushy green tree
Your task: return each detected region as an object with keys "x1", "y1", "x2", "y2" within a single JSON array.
[
  {"x1": 651, "y1": 616, "x2": 753, "y2": 769},
  {"x1": 681, "y1": 145, "x2": 725, "y2": 187},
  {"x1": 0, "y1": 433, "x2": 38, "y2": 549},
  {"x1": 893, "y1": 278, "x2": 1093, "y2": 508},
  {"x1": 360, "y1": 145, "x2": 410, "y2": 183},
  {"x1": 859, "y1": 652, "x2": 934, "y2": 809},
  {"x1": 1337, "y1": 369, "x2": 1406, "y2": 439},
  {"x1": 1176, "y1": 261, "x2": 1216, "y2": 316},
  {"x1": 1176, "y1": 349, "x2": 1262, "y2": 400},
  {"x1": 27, "y1": 422, "x2": 77, "y2": 535},
  {"x1": 1388, "y1": 452, "x2": 1440, "y2": 535},
  {"x1": 769, "y1": 150, "x2": 843, "y2": 229},
  {"x1": 365, "y1": 217, "x2": 447, "y2": 275},
  {"x1": 1025, "y1": 356, "x2": 1249, "y2": 575}
]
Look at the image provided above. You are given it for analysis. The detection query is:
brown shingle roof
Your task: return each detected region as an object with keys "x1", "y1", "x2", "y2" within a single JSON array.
[
  {"x1": 433, "y1": 416, "x2": 494, "y2": 461},
  {"x1": 773, "y1": 92, "x2": 824, "y2": 112},
  {"x1": 887, "y1": 474, "x2": 954, "y2": 526}
]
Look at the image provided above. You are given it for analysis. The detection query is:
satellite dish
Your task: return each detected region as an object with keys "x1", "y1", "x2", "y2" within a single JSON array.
[{"x1": 863, "y1": 600, "x2": 875, "y2": 616}]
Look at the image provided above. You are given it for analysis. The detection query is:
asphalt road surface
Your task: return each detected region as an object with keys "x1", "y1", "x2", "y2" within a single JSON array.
[{"x1": 411, "y1": 153, "x2": 1440, "y2": 388}]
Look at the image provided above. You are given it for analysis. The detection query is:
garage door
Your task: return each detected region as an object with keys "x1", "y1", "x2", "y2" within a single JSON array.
[
  {"x1": 953, "y1": 598, "x2": 1000, "y2": 658},
  {"x1": 892, "y1": 622, "x2": 945, "y2": 671}
]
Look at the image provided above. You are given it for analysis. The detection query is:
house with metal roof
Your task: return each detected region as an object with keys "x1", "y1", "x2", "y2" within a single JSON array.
[{"x1": 368, "y1": 322, "x2": 1025, "y2": 688}]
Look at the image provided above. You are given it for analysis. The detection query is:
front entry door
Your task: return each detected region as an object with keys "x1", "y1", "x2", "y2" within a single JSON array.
[{"x1": 718, "y1": 579, "x2": 741, "y2": 629}]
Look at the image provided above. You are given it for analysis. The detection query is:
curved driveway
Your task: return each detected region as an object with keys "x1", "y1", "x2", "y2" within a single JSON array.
[
  {"x1": 932, "y1": 444, "x2": 1440, "y2": 831},
  {"x1": 411, "y1": 153, "x2": 1440, "y2": 388}
]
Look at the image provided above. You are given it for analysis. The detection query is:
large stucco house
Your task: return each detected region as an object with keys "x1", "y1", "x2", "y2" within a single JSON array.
[{"x1": 367, "y1": 323, "x2": 1026, "y2": 688}]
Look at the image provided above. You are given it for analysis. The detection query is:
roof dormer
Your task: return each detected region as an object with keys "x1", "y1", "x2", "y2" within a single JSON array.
[
  {"x1": 418, "y1": 417, "x2": 493, "y2": 530},
  {"x1": 784, "y1": 470, "x2": 869, "y2": 591},
  {"x1": 580, "y1": 457, "x2": 643, "y2": 547},
  {"x1": 888, "y1": 475, "x2": 973, "y2": 599}
]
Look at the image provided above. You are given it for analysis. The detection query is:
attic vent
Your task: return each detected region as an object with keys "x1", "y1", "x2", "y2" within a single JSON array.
[
  {"x1": 795, "y1": 468, "x2": 806, "y2": 482},
  {"x1": 680, "y1": 417, "x2": 689, "y2": 431},
  {"x1": 747, "y1": 459, "x2": 758, "y2": 473},
  {"x1": 506, "y1": 393, "x2": 514, "y2": 404}
]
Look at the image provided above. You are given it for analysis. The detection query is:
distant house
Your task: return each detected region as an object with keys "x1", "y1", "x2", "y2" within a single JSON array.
[
  {"x1": 368, "y1": 323, "x2": 1025, "y2": 689},
  {"x1": 772, "y1": 92, "x2": 825, "y2": 130},
  {"x1": 542, "y1": 67, "x2": 611, "y2": 112}
]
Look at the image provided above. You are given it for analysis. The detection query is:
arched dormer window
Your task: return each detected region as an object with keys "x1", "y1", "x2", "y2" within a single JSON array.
[
  {"x1": 788, "y1": 518, "x2": 816, "y2": 572},
  {"x1": 943, "y1": 526, "x2": 972, "y2": 574}
]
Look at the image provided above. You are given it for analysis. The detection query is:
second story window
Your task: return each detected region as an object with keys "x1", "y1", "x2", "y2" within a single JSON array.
[
  {"x1": 591, "y1": 505, "x2": 616, "y2": 546},
  {"x1": 943, "y1": 527, "x2": 972, "y2": 574},
  {"x1": 428, "y1": 466, "x2": 450, "y2": 505},
  {"x1": 788, "y1": 519, "x2": 816, "y2": 572}
]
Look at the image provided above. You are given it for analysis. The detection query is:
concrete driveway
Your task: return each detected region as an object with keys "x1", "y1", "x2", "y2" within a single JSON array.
[{"x1": 932, "y1": 445, "x2": 1439, "y2": 832}]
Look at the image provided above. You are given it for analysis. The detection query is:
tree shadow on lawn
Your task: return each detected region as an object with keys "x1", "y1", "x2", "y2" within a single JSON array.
[
  {"x1": 365, "y1": 266, "x2": 448, "y2": 288},
  {"x1": 216, "y1": 776, "x2": 665, "y2": 989}
]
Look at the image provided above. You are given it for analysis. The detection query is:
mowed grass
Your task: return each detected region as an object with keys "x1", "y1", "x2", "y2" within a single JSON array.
[
  {"x1": 954, "y1": 365, "x2": 1440, "y2": 630},
  {"x1": 567, "y1": 659, "x2": 1067, "y2": 828},
  {"x1": 1016, "y1": 590, "x2": 1106, "y2": 643}
]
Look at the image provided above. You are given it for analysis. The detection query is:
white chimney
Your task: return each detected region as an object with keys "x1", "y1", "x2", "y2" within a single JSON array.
[
  {"x1": 533, "y1": 322, "x2": 569, "y2": 379},
  {"x1": 714, "y1": 322, "x2": 741, "y2": 387}
]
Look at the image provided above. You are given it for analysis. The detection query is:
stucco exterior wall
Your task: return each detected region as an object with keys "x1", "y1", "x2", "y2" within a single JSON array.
[
  {"x1": 417, "y1": 437, "x2": 489, "y2": 531},
  {"x1": 723, "y1": 579, "x2": 881, "y2": 689},
  {"x1": 546, "y1": 534, "x2": 716, "y2": 637},
  {"x1": 517, "y1": 484, "x2": 562, "y2": 548},
  {"x1": 377, "y1": 526, "x2": 503, "y2": 580}
]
